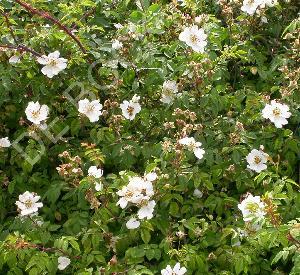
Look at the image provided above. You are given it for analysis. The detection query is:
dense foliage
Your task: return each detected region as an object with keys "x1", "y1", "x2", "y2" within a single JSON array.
[{"x1": 0, "y1": 0, "x2": 299, "y2": 274}]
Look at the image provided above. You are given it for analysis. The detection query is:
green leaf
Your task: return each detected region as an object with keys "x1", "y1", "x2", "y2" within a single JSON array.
[{"x1": 141, "y1": 229, "x2": 151, "y2": 244}]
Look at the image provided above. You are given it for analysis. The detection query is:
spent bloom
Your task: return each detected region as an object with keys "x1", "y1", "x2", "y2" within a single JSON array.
[
  {"x1": 161, "y1": 80, "x2": 180, "y2": 104},
  {"x1": 161, "y1": 263, "x2": 187, "y2": 275},
  {"x1": 126, "y1": 217, "x2": 140, "y2": 229},
  {"x1": 25, "y1": 101, "x2": 49, "y2": 125},
  {"x1": 15, "y1": 191, "x2": 43, "y2": 217},
  {"x1": 246, "y1": 149, "x2": 269, "y2": 173},
  {"x1": 78, "y1": 99, "x2": 103, "y2": 122},
  {"x1": 57, "y1": 256, "x2": 71, "y2": 270},
  {"x1": 238, "y1": 194, "x2": 266, "y2": 222},
  {"x1": 179, "y1": 25, "x2": 207, "y2": 53},
  {"x1": 37, "y1": 51, "x2": 67, "y2": 78},
  {"x1": 120, "y1": 94, "x2": 141, "y2": 120},
  {"x1": 88, "y1": 166, "x2": 103, "y2": 178},
  {"x1": 179, "y1": 137, "x2": 205, "y2": 159},
  {"x1": 262, "y1": 100, "x2": 291, "y2": 128},
  {"x1": 0, "y1": 137, "x2": 11, "y2": 148}
]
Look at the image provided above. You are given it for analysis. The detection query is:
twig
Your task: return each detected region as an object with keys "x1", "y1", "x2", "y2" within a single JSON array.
[
  {"x1": 287, "y1": 233, "x2": 300, "y2": 249},
  {"x1": 70, "y1": 7, "x2": 96, "y2": 30},
  {"x1": 0, "y1": 44, "x2": 42, "y2": 57},
  {"x1": 2, "y1": 12, "x2": 18, "y2": 44},
  {"x1": 34, "y1": 244, "x2": 81, "y2": 259},
  {"x1": 6, "y1": 239, "x2": 81, "y2": 259},
  {"x1": 14, "y1": 0, "x2": 88, "y2": 56}
]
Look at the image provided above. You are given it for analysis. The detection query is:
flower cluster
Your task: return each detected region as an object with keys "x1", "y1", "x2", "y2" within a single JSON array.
[
  {"x1": 117, "y1": 172, "x2": 157, "y2": 229},
  {"x1": 1, "y1": 0, "x2": 299, "y2": 273},
  {"x1": 161, "y1": 262, "x2": 187, "y2": 275},
  {"x1": 88, "y1": 166, "x2": 104, "y2": 191},
  {"x1": 178, "y1": 136, "x2": 205, "y2": 160},
  {"x1": 120, "y1": 94, "x2": 142, "y2": 120},
  {"x1": 241, "y1": 0, "x2": 278, "y2": 15}
]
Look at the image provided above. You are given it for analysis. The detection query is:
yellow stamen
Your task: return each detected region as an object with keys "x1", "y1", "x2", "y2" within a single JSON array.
[{"x1": 254, "y1": 156, "x2": 261, "y2": 164}]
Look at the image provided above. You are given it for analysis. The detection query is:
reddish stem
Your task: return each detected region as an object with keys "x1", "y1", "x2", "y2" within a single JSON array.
[
  {"x1": 0, "y1": 44, "x2": 42, "y2": 57},
  {"x1": 14, "y1": 0, "x2": 88, "y2": 56}
]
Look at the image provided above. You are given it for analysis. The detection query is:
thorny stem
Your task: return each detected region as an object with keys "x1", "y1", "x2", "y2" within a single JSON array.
[
  {"x1": 14, "y1": 0, "x2": 90, "y2": 60},
  {"x1": 0, "y1": 43, "x2": 42, "y2": 57},
  {"x1": 7, "y1": 239, "x2": 81, "y2": 259}
]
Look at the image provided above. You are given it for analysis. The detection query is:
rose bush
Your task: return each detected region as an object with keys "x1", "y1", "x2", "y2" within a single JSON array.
[{"x1": 0, "y1": 0, "x2": 299, "y2": 274}]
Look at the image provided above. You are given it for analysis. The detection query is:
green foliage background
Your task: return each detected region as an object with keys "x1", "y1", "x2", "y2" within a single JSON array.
[{"x1": 0, "y1": 0, "x2": 299, "y2": 274}]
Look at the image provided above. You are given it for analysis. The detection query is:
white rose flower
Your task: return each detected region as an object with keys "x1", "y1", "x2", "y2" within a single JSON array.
[
  {"x1": 178, "y1": 137, "x2": 205, "y2": 160},
  {"x1": 238, "y1": 194, "x2": 266, "y2": 222},
  {"x1": 37, "y1": 51, "x2": 67, "y2": 78},
  {"x1": 262, "y1": 100, "x2": 291, "y2": 128},
  {"x1": 241, "y1": 0, "x2": 263, "y2": 15},
  {"x1": 193, "y1": 188, "x2": 203, "y2": 198},
  {"x1": 241, "y1": 0, "x2": 277, "y2": 15},
  {"x1": 195, "y1": 16, "x2": 202, "y2": 23},
  {"x1": 15, "y1": 191, "x2": 43, "y2": 216},
  {"x1": 261, "y1": 0, "x2": 278, "y2": 7},
  {"x1": 161, "y1": 262, "x2": 187, "y2": 275},
  {"x1": 0, "y1": 137, "x2": 11, "y2": 148},
  {"x1": 57, "y1": 256, "x2": 71, "y2": 270},
  {"x1": 112, "y1": 40, "x2": 123, "y2": 50},
  {"x1": 161, "y1": 80, "x2": 179, "y2": 104},
  {"x1": 9, "y1": 55, "x2": 21, "y2": 64},
  {"x1": 95, "y1": 182, "x2": 103, "y2": 192},
  {"x1": 137, "y1": 200, "x2": 156, "y2": 220},
  {"x1": 261, "y1": 16, "x2": 268, "y2": 23},
  {"x1": 25, "y1": 101, "x2": 49, "y2": 125},
  {"x1": 128, "y1": 23, "x2": 137, "y2": 33},
  {"x1": 126, "y1": 217, "x2": 140, "y2": 229},
  {"x1": 120, "y1": 95, "x2": 141, "y2": 120},
  {"x1": 144, "y1": 172, "x2": 157, "y2": 182},
  {"x1": 78, "y1": 99, "x2": 103, "y2": 122},
  {"x1": 179, "y1": 25, "x2": 207, "y2": 53},
  {"x1": 38, "y1": 122, "x2": 48, "y2": 130},
  {"x1": 88, "y1": 166, "x2": 103, "y2": 178},
  {"x1": 246, "y1": 149, "x2": 268, "y2": 173},
  {"x1": 114, "y1": 23, "x2": 123, "y2": 29},
  {"x1": 117, "y1": 176, "x2": 154, "y2": 208}
]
